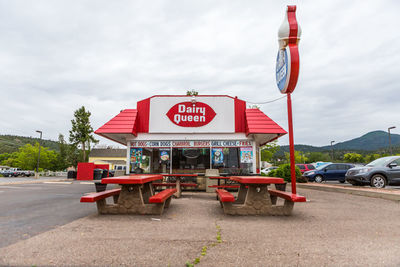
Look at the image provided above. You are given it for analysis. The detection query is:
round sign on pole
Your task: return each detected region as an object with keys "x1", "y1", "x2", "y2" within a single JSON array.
[
  {"x1": 275, "y1": 45, "x2": 299, "y2": 94},
  {"x1": 275, "y1": 5, "x2": 300, "y2": 95},
  {"x1": 276, "y1": 47, "x2": 290, "y2": 93}
]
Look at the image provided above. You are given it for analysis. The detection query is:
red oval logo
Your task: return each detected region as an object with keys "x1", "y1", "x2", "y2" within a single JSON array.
[{"x1": 166, "y1": 102, "x2": 216, "y2": 127}]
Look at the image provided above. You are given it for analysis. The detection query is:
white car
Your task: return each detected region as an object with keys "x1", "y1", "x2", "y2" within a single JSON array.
[{"x1": 261, "y1": 167, "x2": 278, "y2": 175}]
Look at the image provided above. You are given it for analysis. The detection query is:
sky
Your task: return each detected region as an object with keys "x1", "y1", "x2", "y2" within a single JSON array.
[{"x1": 1, "y1": 0, "x2": 399, "y2": 147}]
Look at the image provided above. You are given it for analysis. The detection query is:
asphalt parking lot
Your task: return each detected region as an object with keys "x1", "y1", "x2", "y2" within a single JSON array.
[
  {"x1": 0, "y1": 180, "x2": 96, "y2": 248},
  {"x1": 1, "y1": 188, "x2": 400, "y2": 266}
]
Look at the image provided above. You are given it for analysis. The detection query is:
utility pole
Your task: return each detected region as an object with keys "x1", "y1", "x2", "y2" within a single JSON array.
[
  {"x1": 330, "y1": 141, "x2": 335, "y2": 161},
  {"x1": 388, "y1": 126, "x2": 396, "y2": 155},
  {"x1": 35, "y1": 130, "x2": 42, "y2": 179}
]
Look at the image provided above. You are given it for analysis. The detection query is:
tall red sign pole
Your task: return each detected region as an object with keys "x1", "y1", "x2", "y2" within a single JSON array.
[{"x1": 275, "y1": 6, "x2": 301, "y2": 194}]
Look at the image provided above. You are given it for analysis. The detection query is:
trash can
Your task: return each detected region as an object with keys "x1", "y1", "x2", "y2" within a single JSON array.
[
  {"x1": 67, "y1": 170, "x2": 77, "y2": 179},
  {"x1": 93, "y1": 169, "x2": 103, "y2": 180},
  {"x1": 101, "y1": 169, "x2": 109, "y2": 178}
]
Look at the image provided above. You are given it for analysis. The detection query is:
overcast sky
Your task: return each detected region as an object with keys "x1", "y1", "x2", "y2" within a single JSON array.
[{"x1": 1, "y1": 0, "x2": 399, "y2": 147}]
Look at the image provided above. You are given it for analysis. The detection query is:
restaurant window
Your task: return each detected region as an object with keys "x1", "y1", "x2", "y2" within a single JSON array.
[
  {"x1": 212, "y1": 147, "x2": 253, "y2": 175},
  {"x1": 172, "y1": 148, "x2": 210, "y2": 171},
  {"x1": 147, "y1": 148, "x2": 171, "y2": 174}
]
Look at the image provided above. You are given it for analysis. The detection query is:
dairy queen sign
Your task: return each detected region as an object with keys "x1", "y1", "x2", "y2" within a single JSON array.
[
  {"x1": 275, "y1": 5, "x2": 301, "y2": 194},
  {"x1": 166, "y1": 101, "x2": 216, "y2": 127}
]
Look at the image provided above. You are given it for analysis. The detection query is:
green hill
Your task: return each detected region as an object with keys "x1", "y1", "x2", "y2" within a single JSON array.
[
  {"x1": 322, "y1": 130, "x2": 400, "y2": 151},
  {"x1": 0, "y1": 135, "x2": 60, "y2": 154},
  {"x1": 278, "y1": 130, "x2": 400, "y2": 155}
]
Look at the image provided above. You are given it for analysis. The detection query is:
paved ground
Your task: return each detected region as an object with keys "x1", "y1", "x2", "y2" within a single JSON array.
[
  {"x1": 0, "y1": 181, "x2": 96, "y2": 248},
  {"x1": 0, "y1": 188, "x2": 399, "y2": 266}
]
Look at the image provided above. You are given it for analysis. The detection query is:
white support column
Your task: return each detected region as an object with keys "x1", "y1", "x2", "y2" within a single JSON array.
[
  {"x1": 209, "y1": 144, "x2": 212, "y2": 169},
  {"x1": 169, "y1": 144, "x2": 173, "y2": 174},
  {"x1": 126, "y1": 141, "x2": 131, "y2": 175},
  {"x1": 252, "y1": 141, "x2": 257, "y2": 174},
  {"x1": 258, "y1": 145, "x2": 261, "y2": 172}
]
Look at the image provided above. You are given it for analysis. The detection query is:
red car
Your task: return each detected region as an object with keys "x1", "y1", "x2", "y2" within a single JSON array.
[{"x1": 296, "y1": 164, "x2": 316, "y2": 174}]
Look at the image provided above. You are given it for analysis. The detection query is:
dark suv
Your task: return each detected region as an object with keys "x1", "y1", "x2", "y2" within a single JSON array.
[
  {"x1": 303, "y1": 163, "x2": 355, "y2": 183},
  {"x1": 345, "y1": 156, "x2": 400, "y2": 188}
]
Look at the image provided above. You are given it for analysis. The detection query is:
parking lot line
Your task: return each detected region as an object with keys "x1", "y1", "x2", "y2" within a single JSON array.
[
  {"x1": 0, "y1": 186, "x2": 26, "y2": 189},
  {"x1": 79, "y1": 182, "x2": 94, "y2": 185},
  {"x1": 43, "y1": 182, "x2": 73, "y2": 185}
]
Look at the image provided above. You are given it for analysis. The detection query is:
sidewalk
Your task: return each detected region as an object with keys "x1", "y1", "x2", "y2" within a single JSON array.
[
  {"x1": 297, "y1": 182, "x2": 400, "y2": 201},
  {"x1": 0, "y1": 176, "x2": 70, "y2": 185},
  {"x1": 1, "y1": 189, "x2": 400, "y2": 266}
]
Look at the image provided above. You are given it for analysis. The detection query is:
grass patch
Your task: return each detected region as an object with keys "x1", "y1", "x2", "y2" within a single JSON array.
[{"x1": 185, "y1": 222, "x2": 223, "y2": 266}]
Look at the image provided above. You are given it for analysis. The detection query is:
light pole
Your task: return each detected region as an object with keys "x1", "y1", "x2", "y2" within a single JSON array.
[
  {"x1": 388, "y1": 126, "x2": 396, "y2": 155},
  {"x1": 35, "y1": 130, "x2": 42, "y2": 179},
  {"x1": 330, "y1": 141, "x2": 335, "y2": 161}
]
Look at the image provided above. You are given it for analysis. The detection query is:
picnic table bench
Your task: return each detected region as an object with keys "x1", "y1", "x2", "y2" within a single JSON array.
[
  {"x1": 215, "y1": 176, "x2": 306, "y2": 216},
  {"x1": 207, "y1": 176, "x2": 240, "y2": 190},
  {"x1": 162, "y1": 174, "x2": 198, "y2": 198},
  {"x1": 152, "y1": 182, "x2": 198, "y2": 188},
  {"x1": 80, "y1": 175, "x2": 176, "y2": 215}
]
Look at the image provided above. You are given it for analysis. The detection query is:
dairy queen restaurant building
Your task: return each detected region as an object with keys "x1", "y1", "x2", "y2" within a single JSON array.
[{"x1": 95, "y1": 95, "x2": 287, "y2": 190}]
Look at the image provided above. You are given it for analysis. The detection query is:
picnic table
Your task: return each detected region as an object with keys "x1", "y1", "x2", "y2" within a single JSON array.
[
  {"x1": 160, "y1": 174, "x2": 198, "y2": 198},
  {"x1": 215, "y1": 176, "x2": 306, "y2": 216},
  {"x1": 80, "y1": 174, "x2": 177, "y2": 215},
  {"x1": 207, "y1": 176, "x2": 239, "y2": 189}
]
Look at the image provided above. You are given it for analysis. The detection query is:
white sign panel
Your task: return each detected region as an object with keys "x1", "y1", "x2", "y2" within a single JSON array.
[{"x1": 149, "y1": 96, "x2": 235, "y2": 133}]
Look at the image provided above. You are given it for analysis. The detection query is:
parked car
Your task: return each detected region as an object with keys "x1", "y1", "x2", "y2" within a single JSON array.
[
  {"x1": 303, "y1": 163, "x2": 356, "y2": 183},
  {"x1": 1, "y1": 169, "x2": 13, "y2": 177},
  {"x1": 295, "y1": 164, "x2": 316, "y2": 174},
  {"x1": 345, "y1": 156, "x2": 400, "y2": 188},
  {"x1": 261, "y1": 166, "x2": 278, "y2": 175},
  {"x1": 4, "y1": 168, "x2": 34, "y2": 177}
]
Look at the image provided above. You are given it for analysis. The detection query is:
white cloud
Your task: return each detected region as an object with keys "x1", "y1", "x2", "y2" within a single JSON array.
[{"x1": 0, "y1": 0, "x2": 399, "y2": 147}]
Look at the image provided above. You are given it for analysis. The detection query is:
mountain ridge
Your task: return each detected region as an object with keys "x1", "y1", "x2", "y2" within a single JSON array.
[{"x1": 279, "y1": 130, "x2": 400, "y2": 153}]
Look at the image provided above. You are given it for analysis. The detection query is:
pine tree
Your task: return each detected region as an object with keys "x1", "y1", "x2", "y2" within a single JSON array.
[{"x1": 69, "y1": 106, "x2": 98, "y2": 162}]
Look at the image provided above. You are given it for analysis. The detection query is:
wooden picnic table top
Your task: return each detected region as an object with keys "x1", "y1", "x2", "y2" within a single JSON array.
[
  {"x1": 229, "y1": 176, "x2": 284, "y2": 185},
  {"x1": 162, "y1": 174, "x2": 198, "y2": 177},
  {"x1": 101, "y1": 175, "x2": 163, "y2": 185}
]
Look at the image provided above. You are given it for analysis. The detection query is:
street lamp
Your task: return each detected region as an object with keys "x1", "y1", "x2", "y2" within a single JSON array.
[
  {"x1": 35, "y1": 130, "x2": 42, "y2": 179},
  {"x1": 388, "y1": 126, "x2": 396, "y2": 155},
  {"x1": 330, "y1": 141, "x2": 335, "y2": 160}
]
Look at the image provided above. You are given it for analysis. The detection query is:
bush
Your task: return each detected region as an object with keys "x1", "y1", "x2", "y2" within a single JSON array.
[{"x1": 267, "y1": 164, "x2": 304, "y2": 183}]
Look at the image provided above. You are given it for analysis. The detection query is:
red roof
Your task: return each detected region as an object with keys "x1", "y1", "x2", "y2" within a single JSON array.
[
  {"x1": 95, "y1": 109, "x2": 138, "y2": 135},
  {"x1": 245, "y1": 109, "x2": 286, "y2": 144}
]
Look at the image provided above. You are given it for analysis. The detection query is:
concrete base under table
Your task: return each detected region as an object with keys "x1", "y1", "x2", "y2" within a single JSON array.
[
  {"x1": 220, "y1": 185, "x2": 294, "y2": 216},
  {"x1": 96, "y1": 184, "x2": 172, "y2": 215}
]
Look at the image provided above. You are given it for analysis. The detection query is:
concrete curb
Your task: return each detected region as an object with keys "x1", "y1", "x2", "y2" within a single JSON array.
[
  {"x1": 297, "y1": 183, "x2": 400, "y2": 202},
  {"x1": 0, "y1": 178, "x2": 72, "y2": 186}
]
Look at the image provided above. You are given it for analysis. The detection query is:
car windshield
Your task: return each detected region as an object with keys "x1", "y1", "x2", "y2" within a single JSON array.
[
  {"x1": 315, "y1": 165, "x2": 327, "y2": 170},
  {"x1": 366, "y1": 157, "x2": 393, "y2": 167}
]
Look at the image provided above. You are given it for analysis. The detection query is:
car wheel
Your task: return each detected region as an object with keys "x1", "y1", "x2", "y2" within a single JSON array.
[
  {"x1": 314, "y1": 175, "x2": 323, "y2": 183},
  {"x1": 370, "y1": 175, "x2": 386, "y2": 188}
]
